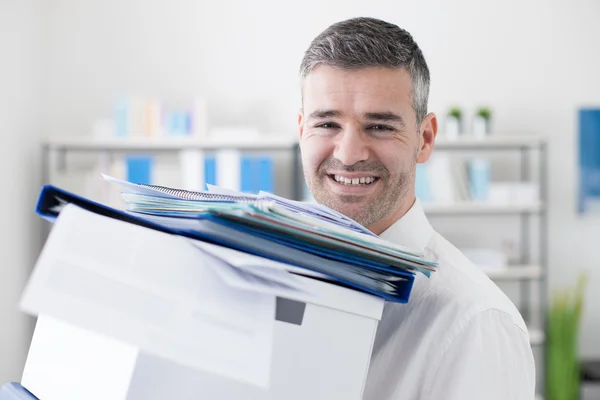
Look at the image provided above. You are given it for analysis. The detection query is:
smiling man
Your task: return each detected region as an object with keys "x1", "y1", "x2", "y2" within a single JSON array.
[{"x1": 298, "y1": 18, "x2": 536, "y2": 400}]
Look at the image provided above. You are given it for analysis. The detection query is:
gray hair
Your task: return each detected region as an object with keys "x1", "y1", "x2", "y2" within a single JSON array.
[{"x1": 299, "y1": 17, "x2": 430, "y2": 126}]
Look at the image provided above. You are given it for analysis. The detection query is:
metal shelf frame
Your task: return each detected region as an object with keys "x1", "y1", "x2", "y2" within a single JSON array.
[{"x1": 428, "y1": 134, "x2": 548, "y2": 397}]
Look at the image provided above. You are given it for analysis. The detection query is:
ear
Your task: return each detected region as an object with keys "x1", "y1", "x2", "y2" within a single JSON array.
[
  {"x1": 298, "y1": 108, "x2": 305, "y2": 141},
  {"x1": 416, "y1": 112, "x2": 438, "y2": 163}
]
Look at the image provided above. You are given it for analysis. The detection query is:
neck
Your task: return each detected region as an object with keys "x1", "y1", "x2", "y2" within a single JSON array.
[{"x1": 367, "y1": 194, "x2": 416, "y2": 235}]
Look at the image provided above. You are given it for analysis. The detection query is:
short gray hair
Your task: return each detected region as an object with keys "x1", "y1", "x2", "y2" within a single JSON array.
[{"x1": 300, "y1": 17, "x2": 430, "y2": 126}]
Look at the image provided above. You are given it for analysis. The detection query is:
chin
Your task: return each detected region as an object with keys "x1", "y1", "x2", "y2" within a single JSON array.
[{"x1": 325, "y1": 198, "x2": 370, "y2": 224}]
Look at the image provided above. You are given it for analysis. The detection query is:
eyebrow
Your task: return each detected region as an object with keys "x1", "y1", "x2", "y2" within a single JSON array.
[
  {"x1": 308, "y1": 109, "x2": 342, "y2": 119},
  {"x1": 308, "y1": 109, "x2": 406, "y2": 128},
  {"x1": 363, "y1": 112, "x2": 406, "y2": 128}
]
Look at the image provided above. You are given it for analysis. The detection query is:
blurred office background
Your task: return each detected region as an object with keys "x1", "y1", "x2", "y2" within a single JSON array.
[{"x1": 2, "y1": 0, "x2": 600, "y2": 398}]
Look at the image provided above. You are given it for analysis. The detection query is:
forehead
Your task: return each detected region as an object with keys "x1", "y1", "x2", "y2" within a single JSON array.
[{"x1": 302, "y1": 66, "x2": 414, "y2": 114}]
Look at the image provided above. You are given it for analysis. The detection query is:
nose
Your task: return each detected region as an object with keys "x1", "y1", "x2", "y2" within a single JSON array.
[{"x1": 333, "y1": 128, "x2": 369, "y2": 166}]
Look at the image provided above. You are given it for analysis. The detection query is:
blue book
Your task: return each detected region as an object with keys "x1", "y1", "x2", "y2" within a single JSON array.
[
  {"x1": 579, "y1": 108, "x2": 600, "y2": 213},
  {"x1": 241, "y1": 156, "x2": 255, "y2": 193},
  {"x1": 204, "y1": 155, "x2": 216, "y2": 187},
  {"x1": 258, "y1": 156, "x2": 274, "y2": 194},
  {"x1": 126, "y1": 156, "x2": 153, "y2": 185},
  {"x1": 239, "y1": 156, "x2": 274, "y2": 194},
  {"x1": 415, "y1": 163, "x2": 432, "y2": 202},
  {"x1": 0, "y1": 383, "x2": 39, "y2": 400},
  {"x1": 467, "y1": 158, "x2": 490, "y2": 202}
]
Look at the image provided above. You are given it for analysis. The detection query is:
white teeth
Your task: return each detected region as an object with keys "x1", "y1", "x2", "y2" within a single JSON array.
[{"x1": 333, "y1": 175, "x2": 376, "y2": 185}]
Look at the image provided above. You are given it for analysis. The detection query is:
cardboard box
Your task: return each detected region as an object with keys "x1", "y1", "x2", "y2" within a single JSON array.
[{"x1": 21, "y1": 206, "x2": 384, "y2": 400}]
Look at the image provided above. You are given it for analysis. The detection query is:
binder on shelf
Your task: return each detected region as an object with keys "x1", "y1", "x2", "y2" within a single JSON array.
[
  {"x1": 240, "y1": 155, "x2": 274, "y2": 194},
  {"x1": 258, "y1": 156, "x2": 274, "y2": 194},
  {"x1": 204, "y1": 155, "x2": 216, "y2": 186},
  {"x1": 125, "y1": 156, "x2": 153, "y2": 185},
  {"x1": 207, "y1": 152, "x2": 274, "y2": 194},
  {"x1": 241, "y1": 156, "x2": 254, "y2": 193}
]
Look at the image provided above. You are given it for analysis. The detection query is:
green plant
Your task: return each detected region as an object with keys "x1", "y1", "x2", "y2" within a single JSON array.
[
  {"x1": 546, "y1": 271, "x2": 588, "y2": 400},
  {"x1": 448, "y1": 107, "x2": 462, "y2": 119},
  {"x1": 476, "y1": 107, "x2": 492, "y2": 120}
]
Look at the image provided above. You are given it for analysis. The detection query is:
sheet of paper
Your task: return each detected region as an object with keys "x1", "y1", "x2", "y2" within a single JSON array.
[
  {"x1": 20, "y1": 204, "x2": 276, "y2": 388},
  {"x1": 102, "y1": 173, "x2": 178, "y2": 199},
  {"x1": 189, "y1": 239, "x2": 313, "y2": 289},
  {"x1": 206, "y1": 183, "x2": 258, "y2": 198}
]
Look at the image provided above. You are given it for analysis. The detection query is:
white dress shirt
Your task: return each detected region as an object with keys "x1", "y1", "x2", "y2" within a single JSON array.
[{"x1": 362, "y1": 198, "x2": 536, "y2": 400}]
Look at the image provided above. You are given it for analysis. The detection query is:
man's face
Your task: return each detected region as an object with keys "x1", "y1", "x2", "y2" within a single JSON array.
[{"x1": 298, "y1": 66, "x2": 435, "y2": 232}]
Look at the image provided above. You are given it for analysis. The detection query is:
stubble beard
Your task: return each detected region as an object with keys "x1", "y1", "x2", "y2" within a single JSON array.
[{"x1": 306, "y1": 158, "x2": 416, "y2": 229}]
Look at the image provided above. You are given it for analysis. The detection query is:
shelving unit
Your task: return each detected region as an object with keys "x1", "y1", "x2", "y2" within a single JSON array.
[
  {"x1": 425, "y1": 134, "x2": 548, "y2": 397},
  {"x1": 43, "y1": 135, "x2": 299, "y2": 151},
  {"x1": 41, "y1": 135, "x2": 302, "y2": 198},
  {"x1": 422, "y1": 202, "x2": 544, "y2": 215}
]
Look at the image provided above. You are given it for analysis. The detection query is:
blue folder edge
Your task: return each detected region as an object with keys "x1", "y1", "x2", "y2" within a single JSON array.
[
  {"x1": 35, "y1": 185, "x2": 414, "y2": 303},
  {"x1": 0, "y1": 382, "x2": 39, "y2": 400}
]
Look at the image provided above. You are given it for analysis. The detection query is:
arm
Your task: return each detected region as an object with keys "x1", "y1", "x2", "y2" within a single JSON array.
[{"x1": 424, "y1": 309, "x2": 536, "y2": 400}]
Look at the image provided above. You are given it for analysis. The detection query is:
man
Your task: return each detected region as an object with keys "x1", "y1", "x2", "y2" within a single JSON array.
[{"x1": 297, "y1": 17, "x2": 536, "y2": 399}]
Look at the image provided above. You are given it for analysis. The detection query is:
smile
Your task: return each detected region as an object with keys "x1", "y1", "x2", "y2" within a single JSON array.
[{"x1": 331, "y1": 174, "x2": 379, "y2": 186}]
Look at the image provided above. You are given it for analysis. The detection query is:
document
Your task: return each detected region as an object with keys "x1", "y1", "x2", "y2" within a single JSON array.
[
  {"x1": 21, "y1": 204, "x2": 276, "y2": 388},
  {"x1": 189, "y1": 239, "x2": 320, "y2": 292}
]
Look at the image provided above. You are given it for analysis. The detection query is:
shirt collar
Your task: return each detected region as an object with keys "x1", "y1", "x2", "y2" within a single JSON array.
[{"x1": 378, "y1": 198, "x2": 434, "y2": 253}]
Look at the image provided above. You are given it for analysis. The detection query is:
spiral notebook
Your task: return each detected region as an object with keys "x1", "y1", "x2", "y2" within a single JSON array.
[{"x1": 102, "y1": 174, "x2": 378, "y2": 237}]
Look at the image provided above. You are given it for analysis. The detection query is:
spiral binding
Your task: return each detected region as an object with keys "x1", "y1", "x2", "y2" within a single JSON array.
[{"x1": 138, "y1": 183, "x2": 257, "y2": 203}]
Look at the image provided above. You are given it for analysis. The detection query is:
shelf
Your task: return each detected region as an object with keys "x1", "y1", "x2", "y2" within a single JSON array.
[
  {"x1": 422, "y1": 202, "x2": 544, "y2": 215},
  {"x1": 484, "y1": 265, "x2": 543, "y2": 280},
  {"x1": 44, "y1": 135, "x2": 299, "y2": 152},
  {"x1": 434, "y1": 134, "x2": 545, "y2": 150},
  {"x1": 45, "y1": 134, "x2": 546, "y2": 151}
]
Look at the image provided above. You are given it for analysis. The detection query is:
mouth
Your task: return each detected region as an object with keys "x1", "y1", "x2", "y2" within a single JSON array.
[{"x1": 327, "y1": 174, "x2": 380, "y2": 187}]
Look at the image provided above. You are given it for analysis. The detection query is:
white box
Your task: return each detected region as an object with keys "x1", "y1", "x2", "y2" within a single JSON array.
[{"x1": 21, "y1": 207, "x2": 384, "y2": 400}]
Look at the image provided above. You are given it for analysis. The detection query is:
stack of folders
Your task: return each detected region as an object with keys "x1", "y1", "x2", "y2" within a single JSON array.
[{"x1": 36, "y1": 174, "x2": 438, "y2": 303}]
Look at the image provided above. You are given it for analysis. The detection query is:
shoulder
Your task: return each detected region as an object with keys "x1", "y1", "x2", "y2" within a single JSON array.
[
  {"x1": 419, "y1": 231, "x2": 528, "y2": 332},
  {"x1": 367, "y1": 230, "x2": 536, "y2": 398},
  {"x1": 378, "y1": 231, "x2": 530, "y2": 355}
]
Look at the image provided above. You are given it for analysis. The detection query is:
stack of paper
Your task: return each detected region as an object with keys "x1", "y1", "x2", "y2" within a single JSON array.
[
  {"x1": 35, "y1": 176, "x2": 438, "y2": 303},
  {"x1": 117, "y1": 174, "x2": 438, "y2": 300}
]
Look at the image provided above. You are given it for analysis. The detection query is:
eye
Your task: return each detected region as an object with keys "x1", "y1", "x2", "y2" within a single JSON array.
[
  {"x1": 315, "y1": 122, "x2": 339, "y2": 129},
  {"x1": 368, "y1": 124, "x2": 394, "y2": 132}
]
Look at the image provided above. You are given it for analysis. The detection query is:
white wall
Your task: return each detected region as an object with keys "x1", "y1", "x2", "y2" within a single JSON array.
[
  {"x1": 1, "y1": 0, "x2": 598, "y2": 383},
  {"x1": 0, "y1": 0, "x2": 44, "y2": 383}
]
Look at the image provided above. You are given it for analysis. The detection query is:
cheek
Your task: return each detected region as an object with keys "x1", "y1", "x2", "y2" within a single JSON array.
[
  {"x1": 300, "y1": 138, "x2": 333, "y2": 173},
  {"x1": 372, "y1": 144, "x2": 413, "y2": 173}
]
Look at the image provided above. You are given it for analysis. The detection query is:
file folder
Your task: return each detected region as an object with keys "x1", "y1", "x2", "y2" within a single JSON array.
[
  {"x1": 36, "y1": 184, "x2": 433, "y2": 303},
  {"x1": 0, "y1": 383, "x2": 38, "y2": 400}
]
